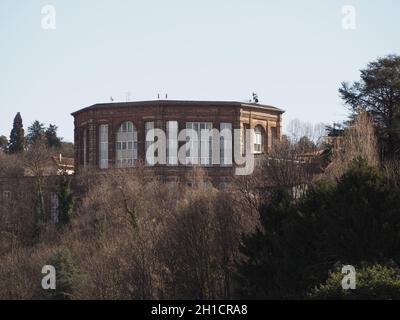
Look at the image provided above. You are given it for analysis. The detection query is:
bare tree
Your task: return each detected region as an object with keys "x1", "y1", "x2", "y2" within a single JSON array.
[
  {"x1": 23, "y1": 140, "x2": 50, "y2": 226},
  {"x1": 0, "y1": 153, "x2": 24, "y2": 177},
  {"x1": 323, "y1": 112, "x2": 379, "y2": 181},
  {"x1": 286, "y1": 119, "x2": 326, "y2": 149}
]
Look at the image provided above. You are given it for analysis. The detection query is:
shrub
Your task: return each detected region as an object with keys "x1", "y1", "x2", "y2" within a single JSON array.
[{"x1": 309, "y1": 263, "x2": 400, "y2": 300}]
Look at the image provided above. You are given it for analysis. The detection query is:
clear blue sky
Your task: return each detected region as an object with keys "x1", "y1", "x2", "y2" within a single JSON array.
[{"x1": 1, "y1": 0, "x2": 399, "y2": 142}]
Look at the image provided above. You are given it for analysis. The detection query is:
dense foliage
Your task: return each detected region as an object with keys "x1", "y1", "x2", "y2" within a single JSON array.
[
  {"x1": 57, "y1": 175, "x2": 74, "y2": 227},
  {"x1": 309, "y1": 263, "x2": 400, "y2": 300},
  {"x1": 26, "y1": 120, "x2": 62, "y2": 149},
  {"x1": 236, "y1": 159, "x2": 400, "y2": 299},
  {"x1": 340, "y1": 55, "x2": 400, "y2": 159}
]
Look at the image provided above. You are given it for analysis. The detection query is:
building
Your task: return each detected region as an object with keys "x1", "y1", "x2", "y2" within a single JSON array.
[
  {"x1": 0, "y1": 154, "x2": 74, "y2": 223},
  {"x1": 50, "y1": 154, "x2": 75, "y2": 176},
  {"x1": 71, "y1": 100, "x2": 284, "y2": 185},
  {"x1": 0, "y1": 99, "x2": 284, "y2": 224}
]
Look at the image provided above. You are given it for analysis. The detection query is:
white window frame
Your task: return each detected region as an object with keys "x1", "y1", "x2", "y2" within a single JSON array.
[
  {"x1": 220, "y1": 123, "x2": 232, "y2": 166},
  {"x1": 186, "y1": 122, "x2": 212, "y2": 166},
  {"x1": 166, "y1": 121, "x2": 178, "y2": 166},
  {"x1": 145, "y1": 122, "x2": 155, "y2": 166},
  {"x1": 254, "y1": 125, "x2": 264, "y2": 154},
  {"x1": 116, "y1": 121, "x2": 138, "y2": 168}
]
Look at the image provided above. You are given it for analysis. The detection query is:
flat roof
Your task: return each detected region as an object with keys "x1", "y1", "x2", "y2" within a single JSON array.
[{"x1": 71, "y1": 100, "x2": 285, "y2": 116}]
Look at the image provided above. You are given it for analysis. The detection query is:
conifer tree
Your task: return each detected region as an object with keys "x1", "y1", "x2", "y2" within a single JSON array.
[
  {"x1": 8, "y1": 112, "x2": 25, "y2": 153},
  {"x1": 236, "y1": 159, "x2": 400, "y2": 299},
  {"x1": 339, "y1": 55, "x2": 400, "y2": 159},
  {"x1": 42, "y1": 249, "x2": 81, "y2": 300},
  {"x1": 45, "y1": 124, "x2": 62, "y2": 149},
  {"x1": 26, "y1": 120, "x2": 45, "y2": 146}
]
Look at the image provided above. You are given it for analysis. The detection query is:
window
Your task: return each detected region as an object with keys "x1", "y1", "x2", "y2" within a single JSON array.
[
  {"x1": 116, "y1": 121, "x2": 137, "y2": 168},
  {"x1": 254, "y1": 125, "x2": 264, "y2": 154},
  {"x1": 50, "y1": 192, "x2": 59, "y2": 224},
  {"x1": 241, "y1": 123, "x2": 250, "y2": 155},
  {"x1": 220, "y1": 123, "x2": 232, "y2": 166},
  {"x1": 99, "y1": 124, "x2": 109, "y2": 169},
  {"x1": 3, "y1": 190, "x2": 11, "y2": 201},
  {"x1": 186, "y1": 122, "x2": 212, "y2": 165},
  {"x1": 145, "y1": 122, "x2": 155, "y2": 166},
  {"x1": 167, "y1": 121, "x2": 178, "y2": 165}
]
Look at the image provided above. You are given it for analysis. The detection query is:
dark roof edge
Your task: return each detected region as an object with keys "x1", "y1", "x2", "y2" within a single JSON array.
[{"x1": 71, "y1": 100, "x2": 285, "y2": 116}]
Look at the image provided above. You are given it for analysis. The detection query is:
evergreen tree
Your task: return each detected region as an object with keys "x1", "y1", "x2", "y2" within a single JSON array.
[
  {"x1": 42, "y1": 249, "x2": 82, "y2": 300},
  {"x1": 8, "y1": 112, "x2": 25, "y2": 153},
  {"x1": 57, "y1": 175, "x2": 74, "y2": 227},
  {"x1": 296, "y1": 136, "x2": 317, "y2": 153},
  {"x1": 45, "y1": 124, "x2": 62, "y2": 149},
  {"x1": 339, "y1": 55, "x2": 400, "y2": 159},
  {"x1": 236, "y1": 159, "x2": 400, "y2": 299},
  {"x1": 26, "y1": 120, "x2": 45, "y2": 145},
  {"x1": 309, "y1": 263, "x2": 400, "y2": 300},
  {"x1": 235, "y1": 188, "x2": 300, "y2": 299},
  {"x1": 320, "y1": 159, "x2": 396, "y2": 263}
]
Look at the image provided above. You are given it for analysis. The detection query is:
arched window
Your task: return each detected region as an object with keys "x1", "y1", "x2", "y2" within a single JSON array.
[
  {"x1": 116, "y1": 121, "x2": 137, "y2": 167},
  {"x1": 254, "y1": 125, "x2": 264, "y2": 154}
]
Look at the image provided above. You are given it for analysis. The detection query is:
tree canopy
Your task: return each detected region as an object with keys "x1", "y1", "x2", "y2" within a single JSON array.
[
  {"x1": 309, "y1": 263, "x2": 400, "y2": 300},
  {"x1": 45, "y1": 124, "x2": 62, "y2": 149},
  {"x1": 26, "y1": 121, "x2": 62, "y2": 149},
  {"x1": 26, "y1": 120, "x2": 45, "y2": 145},
  {"x1": 339, "y1": 54, "x2": 400, "y2": 159},
  {"x1": 236, "y1": 158, "x2": 400, "y2": 299}
]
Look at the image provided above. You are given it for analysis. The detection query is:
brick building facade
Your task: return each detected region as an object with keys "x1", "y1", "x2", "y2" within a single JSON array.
[
  {"x1": 0, "y1": 100, "x2": 284, "y2": 229},
  {"x1": 0, "y1": 175, "x2": 61, "y2": 228},
  {"x1": 72, "y1": 100, "x2": 284, "y2": 185}
]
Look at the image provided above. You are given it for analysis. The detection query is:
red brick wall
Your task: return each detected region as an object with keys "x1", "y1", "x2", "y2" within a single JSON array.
[{"x1": 72, "y1": 101, "x2": 283, "y2": 185}]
